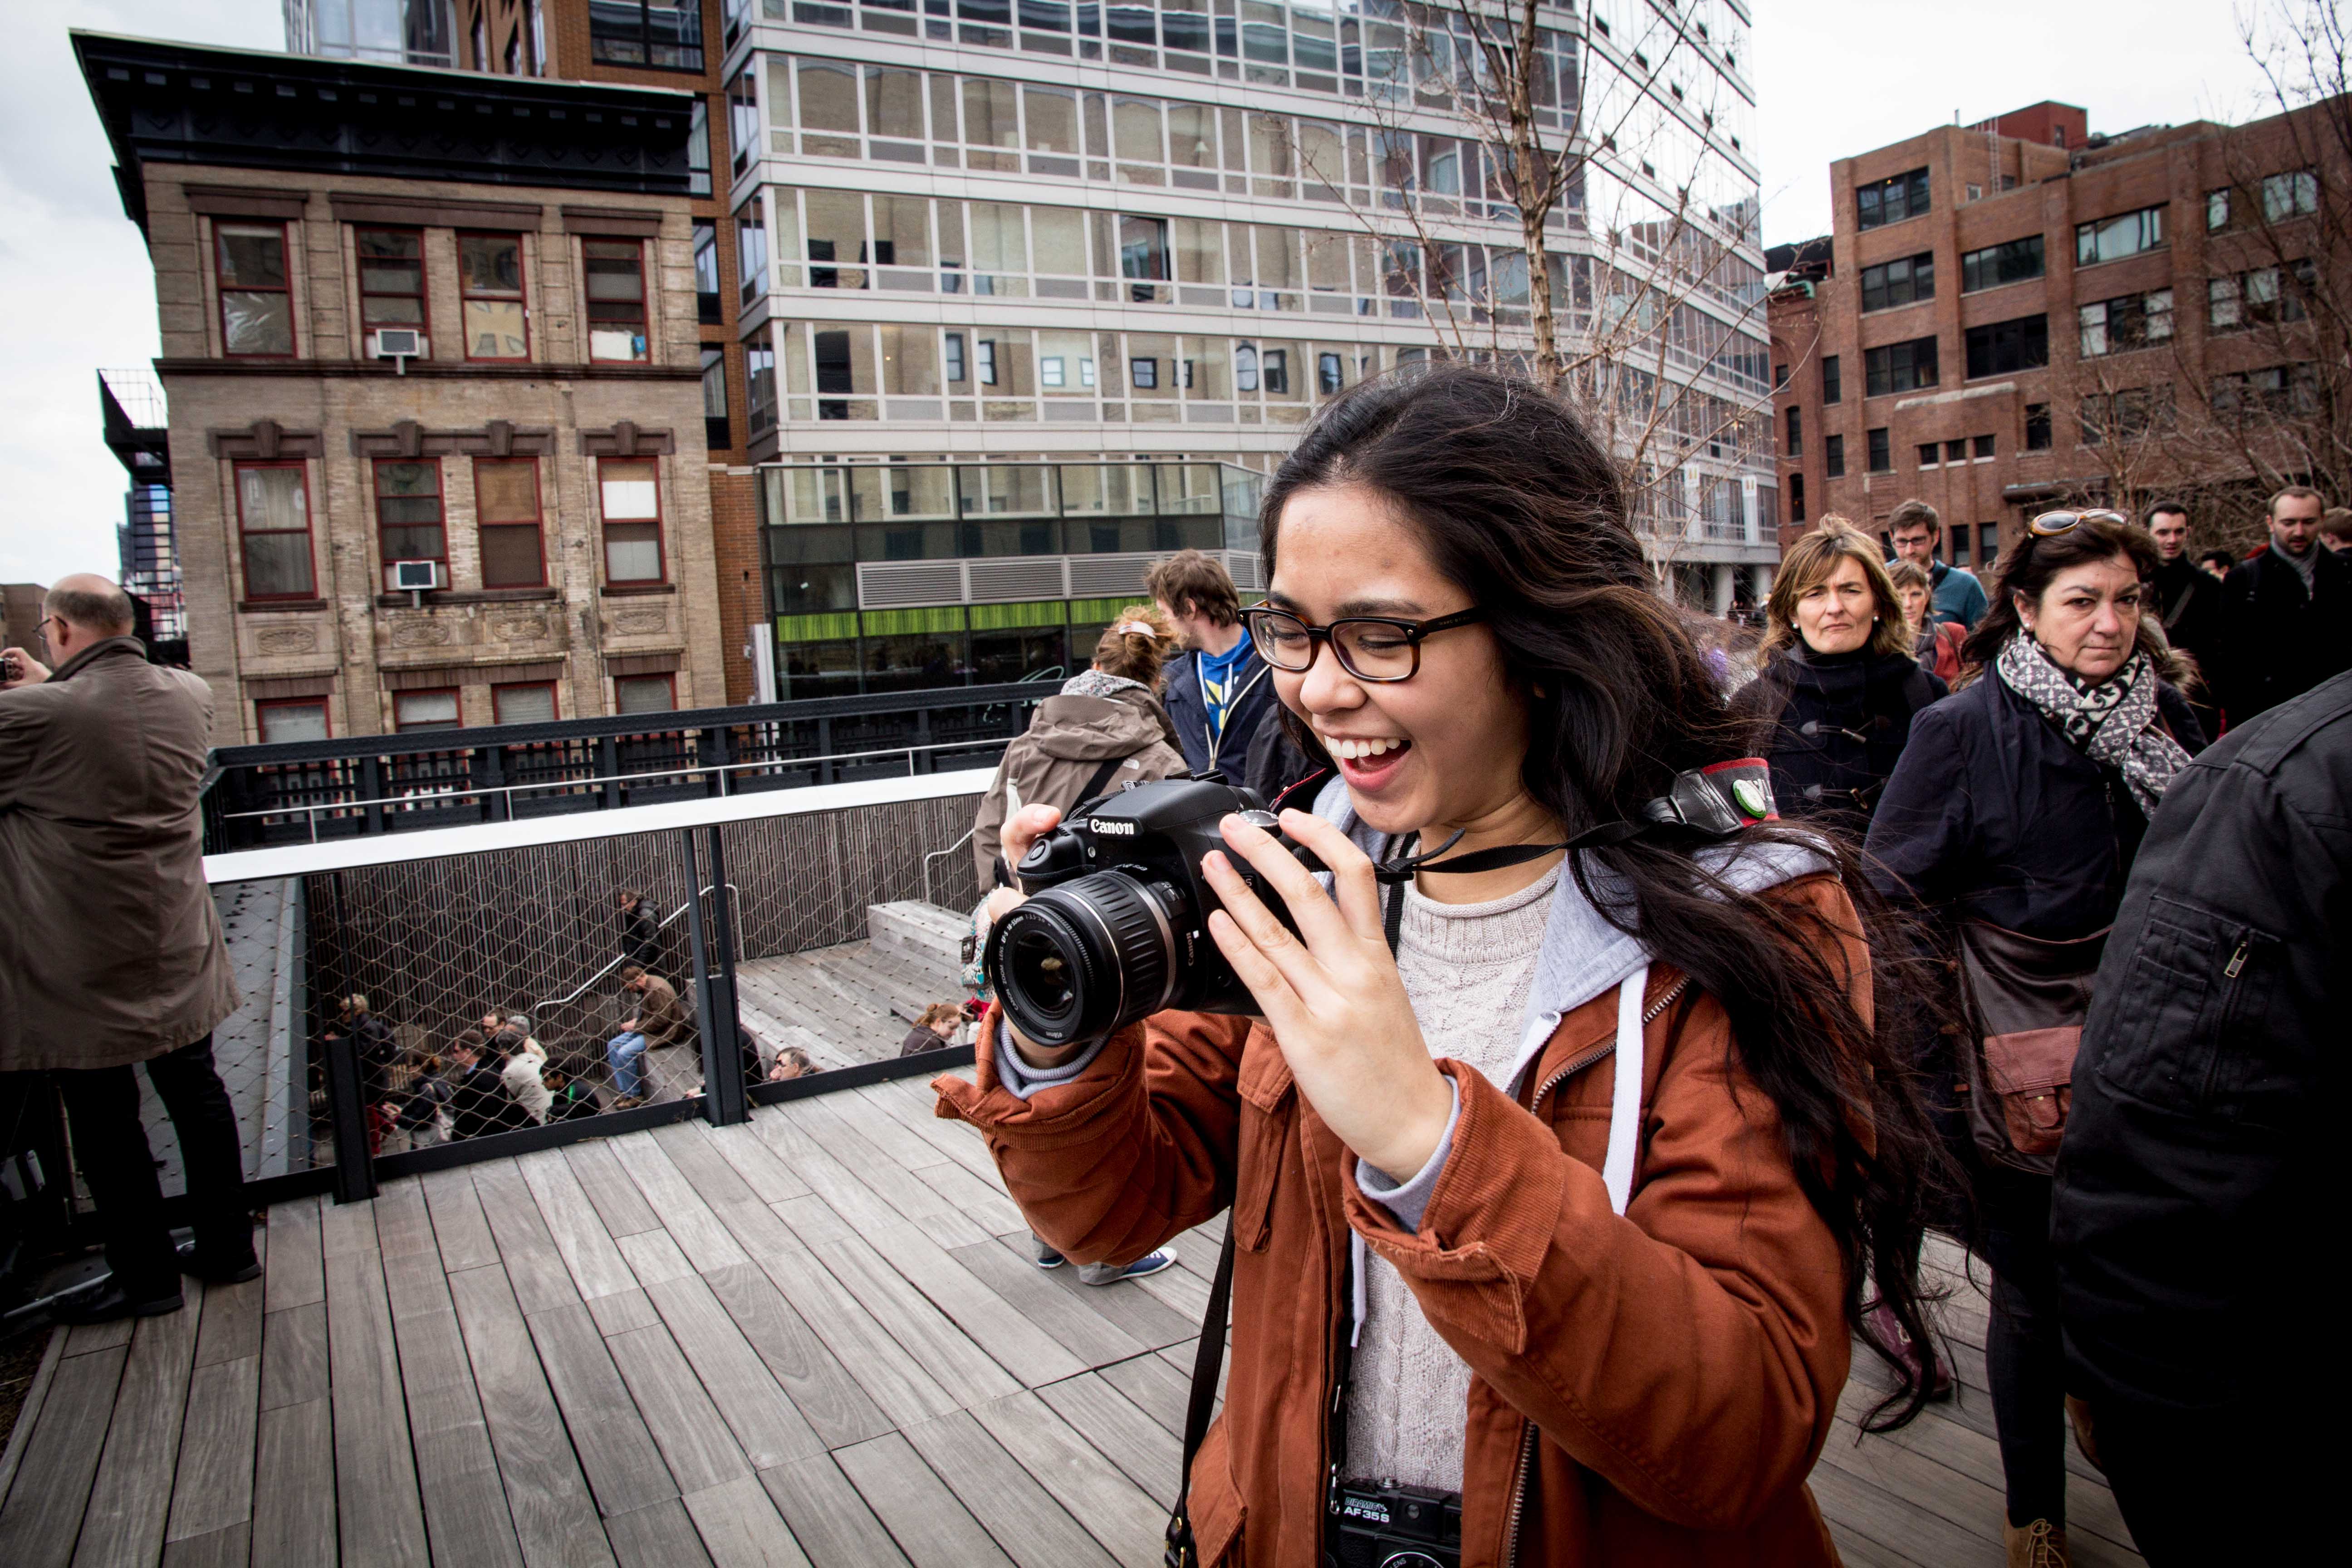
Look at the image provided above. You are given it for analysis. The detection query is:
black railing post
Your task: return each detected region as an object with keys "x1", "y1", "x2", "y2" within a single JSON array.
[
  {"x1": 912, "y1": 706, "x2": 934, "y2": 774},
  {"x1": 703, "y1": 722, "x2": 731, "y2": 798},
  {"x1": 361, "y1": 755, "x2": 386, "y2": 836},
  {"x1": 679, "y1": 828, "x2": 738, "y2": 1127},
  {"x1": 324, "y1": 1033, "x2": 377, "y2": 1204},
  {"x1": 600, "y1": 734, "x2": 622, "y2": 810},
  {"x1": 816, "y1": 717, "x2": 835, "y2": 785},
  {"x1": 477, "y1": 739, "x2": 505, "y2": 823},
  {"x1": 700, "y1": 826, "x2": 748, "y2": 1126}
]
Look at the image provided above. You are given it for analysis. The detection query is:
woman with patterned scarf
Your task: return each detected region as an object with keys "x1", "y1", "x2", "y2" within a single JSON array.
[{"x1": 1866, "y1": 510, "x2": 2204, "y2": 1568}]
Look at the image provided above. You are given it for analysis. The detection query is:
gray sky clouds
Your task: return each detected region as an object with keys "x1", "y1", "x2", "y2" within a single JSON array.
[{"x1": 0, "y1": 0, "x2": 2297, "y2": 587}]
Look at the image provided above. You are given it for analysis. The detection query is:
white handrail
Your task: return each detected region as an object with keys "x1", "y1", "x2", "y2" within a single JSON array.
[{"x1": 534, "y1": 884, "x2": 736, "y2": 1012}]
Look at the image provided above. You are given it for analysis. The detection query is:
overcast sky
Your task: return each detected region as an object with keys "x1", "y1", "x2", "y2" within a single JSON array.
[{"x1": 0, "y1": 0, "x2": 2295, "y2": 588}]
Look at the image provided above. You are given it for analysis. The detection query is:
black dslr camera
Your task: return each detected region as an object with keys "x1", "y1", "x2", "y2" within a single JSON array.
[
  {"x1": 983, "y1": 776, "x2": 1314, "y2": 1050},
  {"x1": 1329, "y1": 1479, "x2": 1462, "y2": 1568}
]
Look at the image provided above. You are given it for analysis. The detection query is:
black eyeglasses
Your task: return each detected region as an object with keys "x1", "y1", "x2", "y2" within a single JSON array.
[
  {"x1": 1240, "y1": 604, "x2": 1486, "y2": 682},
  {"x1": 2029, "y1": 508, "x2": 2127, "y2": 538}
]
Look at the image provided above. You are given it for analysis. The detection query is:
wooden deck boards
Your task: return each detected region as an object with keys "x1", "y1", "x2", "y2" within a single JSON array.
[{"x1": 0, "y1": 935, "x2": 2146, "y2": 1567}]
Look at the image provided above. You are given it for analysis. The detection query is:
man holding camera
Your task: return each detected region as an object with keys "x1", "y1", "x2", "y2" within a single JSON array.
[{"x1": 1, "y1": 578, "x2": 253, "y2": 1320}]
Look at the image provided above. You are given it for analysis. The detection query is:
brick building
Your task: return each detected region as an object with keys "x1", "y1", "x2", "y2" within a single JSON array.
[
  {"x1": 78, "y1": 31, "x2": 724, "y2": 744},
  {"x1": 1769, "y1": 97, "x2": 2342, "y2": 566}
]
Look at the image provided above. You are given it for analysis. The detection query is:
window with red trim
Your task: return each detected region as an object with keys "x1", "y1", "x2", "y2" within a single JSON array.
[
  {"x1": 599, "y1": 457, "x2": 666, "y2": 582},
  {"x1": 255, "y1": 698, "x2": 330, "y2": 744},
  {"x1": 474, "y1": 458, "x2": 546, "y2": 587},
  {"x1": 374, "y1": 459, "x2": 446, "y2": 591},
  {"x1": 356, "y1": 227, "x2": 426, "y2": 333},
  {"x1": 584, "y1": 239, "x2": 650, "y2": 362},
  {"x1": 458, "y1": 233, "x2": 528, "y2": 359},
  {"x1": 492, "y1": 681, "x2": 558, "y2": 725},
  {"x1": 614, "y1": 673, "x2": 676, "y2": 714},
  {"x1": 233, "y1": 462, "x2": 315, "y2": 599},
  {"x1": 392, "y1": 689, "x2": 463, "y2": 731},
  {"x1": 216, "y1": 221, "x2": 294, "y2": 356}
]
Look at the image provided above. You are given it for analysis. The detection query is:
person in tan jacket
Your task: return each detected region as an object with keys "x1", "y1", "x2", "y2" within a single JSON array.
[
  {"x1": 0, "y1": 576, "x2": 249, "y2": 1322},
  {"x1": 938, "y1": 368, "x2": 1947, "y2": 1567},
  {"x1": 971, "y1": 605, "x2": 1189, "y2": 889}
]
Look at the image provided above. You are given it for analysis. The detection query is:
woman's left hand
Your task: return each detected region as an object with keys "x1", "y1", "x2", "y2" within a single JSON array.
[{"x1": 1202, "y1": 808, "x2": 1455, "y2": 1181}]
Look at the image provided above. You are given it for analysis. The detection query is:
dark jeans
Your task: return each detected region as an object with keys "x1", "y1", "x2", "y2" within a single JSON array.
[
  {"x1": 54, "y1": 1034, "x2": 254, "y2": 1300},
  {"x1": 1976, "y1": 1166, "x2": 2066, "y2": 1529},
  {"x1": 2096, "y1": 1400, "x2": 2322, "y2": 1562}
]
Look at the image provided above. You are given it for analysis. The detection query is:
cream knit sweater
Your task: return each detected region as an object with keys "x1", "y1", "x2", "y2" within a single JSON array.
[{"x1": 1344, "y1": 862, "x2": 1560, "y2": 1492}]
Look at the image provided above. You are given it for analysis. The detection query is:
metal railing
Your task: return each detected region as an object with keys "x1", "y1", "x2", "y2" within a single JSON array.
[
  {"x1": 202, "y1": 682, "x2": 1048, "y2": 853},
  {"x1": 922, "y1": 827, "x2": 978, "y2": 909}
]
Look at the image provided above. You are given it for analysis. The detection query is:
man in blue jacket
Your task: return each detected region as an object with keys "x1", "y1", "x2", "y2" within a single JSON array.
[
  {"x1": 1887, "y1": 499, "x2": 1989, "y2": 631},
  {"x1": 1144, "y1": 549, "x2": 1275, "y2": 777}
]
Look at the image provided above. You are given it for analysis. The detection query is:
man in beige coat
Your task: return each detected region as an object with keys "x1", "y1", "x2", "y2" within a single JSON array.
[{"x1": 0, "y1": 576, "x2": 250, "y2": 1322}]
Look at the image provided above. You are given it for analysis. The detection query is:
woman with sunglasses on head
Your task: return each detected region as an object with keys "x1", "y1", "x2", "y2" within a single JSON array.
[
  {"x1": 938, "y1": 366, "x2": 1945, "y2": 1567},
  {"x1": 1735, "y1": 519, "x2": 1947, "y2": 836},
  {"x1": 1865, "y1": 508, "x2": 2204, "y2": 1567}
]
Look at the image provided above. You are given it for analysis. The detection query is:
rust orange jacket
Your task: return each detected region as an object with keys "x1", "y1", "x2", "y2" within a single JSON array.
[{"x1": 935, "y1": 873, "x2": 1865, "y2": 1568}]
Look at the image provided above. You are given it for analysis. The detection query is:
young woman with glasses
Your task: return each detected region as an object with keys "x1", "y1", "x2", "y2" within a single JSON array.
[
  {"x1": 1865, "y1": 508, "x2": 2204, "y2": 1565},
  {"x1": 938, "y1": 366, "x2": 1944, "y2": 1567}
]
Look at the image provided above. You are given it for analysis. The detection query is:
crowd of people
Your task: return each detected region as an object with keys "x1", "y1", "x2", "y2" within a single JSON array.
[{"x1": 948, "y1": 369, "x2": 2341, "y2": 1567}]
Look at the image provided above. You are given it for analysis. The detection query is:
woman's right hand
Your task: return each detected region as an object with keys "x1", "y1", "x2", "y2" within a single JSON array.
[{"x1": 985, "y1": 804, "x2": 1092, "y2": 1070}]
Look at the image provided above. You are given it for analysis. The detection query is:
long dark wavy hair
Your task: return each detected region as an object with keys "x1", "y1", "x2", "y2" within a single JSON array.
[{"x1": 1261, "y1": 365, "x2": 1947, "y2": 1430}]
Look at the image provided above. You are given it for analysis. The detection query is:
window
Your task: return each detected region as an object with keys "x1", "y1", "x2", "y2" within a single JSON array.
[
  {"x1": 2025, "y1": 403, "x2": 2052, "y2": 450},
  {"x1": 1773, "y1": 363, "x2": 1788, "y2": 389},
  {"x1": 1788, "y1": 472, "x2": 1805, "y2": 524},
  {"x1": 1863, "y1": 336, "x2": 1938, "y2": 397},
  {"x1": 1857, "y1": 168, "x2": 1930, "y2": 230},
  {"x1": 600, "y1": 458, "x2": 665, "y2": 582},
  {"x1": 2206, "y1": 188, "x2": 2231, "y2": 231},
  {"x1": 355, "y1": 228, "x2": 425, "y2": 331},
  {"x1": 1965, "y1": 314, "x2": 2048, "y2": 377},
  {"x1": 702, "y1": 348, "x2": 731, "y2": 452},
  {"x1": 255, "y1": 698, "x2": 329, "y2": 744},
  {"x1": 1859, "y1": 251, "x2": 1935, "y2": 312},
  {"x1": 693, "y1": 222, "x2": 721, "y2": 323},
  {"x1": 1950, "y1": 525, "x2": 1970, "y2": 566},
  {"x1": 216, "y1": 221, "x2": 294, "y2": 356},
  {"x1": 1974, "y1": 434, "x2": 1995, "y2": 460},
  {"x1": 583, "y1": 239, "x2": 649, "y2": 362},
  {"x1": 393, "y1": 690, "x2": 462, "y2": 732},
  {"x1": 1960, "y1": 235, "x2": 2043, "y2": 293},
  {"x1": 1821, "y1": 354, "x2": 1841, "y2": 405},
  {"x1": 2262, "y1": 169, "x2": 2319, "y2": 221},
  {"x1": 2076, "y1": 205, "x2": 2166, "y2": 266},
  {"x1": 943, "y1": 332, "x2": 967, "y2": 383},
  {"x1": 2211, "y1": 363, "x2": 2318, "y2": 420},
  {"x1": 615, "y1": 674, "x2": 676, "y2": 714},
  {"x1": 688, "y1": 100, "x2": 711, "y2": 197},
  {"x1": 373, "y1": 460, "x2": 445, "y2": 592},
  {"x1": 1318, "y1": 351, "x2": 1343, "y2": 395},
  {"x1": 2079, "y1": 386, "x2": 2174, "y2": 443},
  {"x1": 590, "y1": 0, "x2": 703, "y2": 70},
  {"x1": 1784, "y1": 405, "x2": 1802, "y2": 457},
  {"x1": 492, "y1": 682, "x2": 557, "y2": 726},
  {"x1": 1262, "y1": 348, "x2": 1289, "y2": 394},
  {"x1": 234, "y1": 463, "x2": 313, "y2": 598},
  {"x1": 976, "y1": 338, "x2": 998, "y2": 386},
  {"x1": 1866, "y1": 427, "x2": 1891, "y2": 472},
  {"x1": 1917, "y1": 441, "x2": 1940, "y2": 469},
  {"x1": 458, "y1": 234, "x2": 528, "y2": 359},
  {"x1": 1945, "y1": 439, "x2": 1967, "y2": 464},
  {"x1": 1979, "y1": 523, "x2": 1999, "y2": 568},
  {"x1": 1823, "y1": 433, "x2": 1845, "y2": 478},
  {"x1": 736, "y1": 202, "x2": 768, "y2": 304},
  {"x1": 2213, "y1": 261, "x2": 2315, "y2": 331},
  {"x1": 475, "y1": 459, "x2": 545, "y2": 588},
  {"x1": 746, "y1": 337, "x2": 774, "y2": 432},
  {"x1": 2078, "y1": 290, "x2": 2174, "y2": 357},
  {"x1": 728, "y1": 69, "x2": 758, "y2": 179}
]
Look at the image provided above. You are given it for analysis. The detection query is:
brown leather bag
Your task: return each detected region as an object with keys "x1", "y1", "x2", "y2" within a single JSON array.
[{"x1": 1956, "y1": 921, "x2": 2109, "y2": 1175}]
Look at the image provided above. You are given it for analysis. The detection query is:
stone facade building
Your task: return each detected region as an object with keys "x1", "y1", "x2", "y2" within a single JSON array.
[
  {"x1": 78, "y1": 30, "x2": 723, "y2": 743},
  {"x1": 1769, "y1": 97, "x2": 2343, "y2": 564}
]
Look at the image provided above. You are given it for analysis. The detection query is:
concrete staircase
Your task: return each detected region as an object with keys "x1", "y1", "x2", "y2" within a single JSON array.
[{"x1": 867, "y1": 900, "x2": 967, "y2": 971}]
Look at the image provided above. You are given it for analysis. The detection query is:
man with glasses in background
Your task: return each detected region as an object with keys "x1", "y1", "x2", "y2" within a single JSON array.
[
  {"x1": 1886, "y1": 499, "x2": 1989, "y2": 632},
  {"x1": 0, "y1": 575, "x2": 253, "y2": 1323},
  {"x1": 2214, "y1": 486, "x2": 2350, "y2": 727}
]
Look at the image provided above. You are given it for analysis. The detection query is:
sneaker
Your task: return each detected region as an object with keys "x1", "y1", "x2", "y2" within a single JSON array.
[
  {"x1": 1034, "y1": 1245, "x2": 1066, "y2": 1269},
  {"x1": 1078, "y1": 1250, "x2": 1175, "y2": 1287},
  {"x1": 54, "y1": 1281, "x2": 185, "y2": 1325},
  {"x1": 175, "y1": 1240, "x2": 263, "y2": 1286},
  {"x1": 612, "y1": 1094, "x2": 645, "y2": 1109}
]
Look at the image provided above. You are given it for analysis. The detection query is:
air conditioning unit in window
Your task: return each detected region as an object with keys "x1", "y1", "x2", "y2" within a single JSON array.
[
  {"x1": 391, "y1": 560, "x2": 443, "y2": 592},
  {"x1": 369, "y1": 328, "x2": 426, "y2": 369}
]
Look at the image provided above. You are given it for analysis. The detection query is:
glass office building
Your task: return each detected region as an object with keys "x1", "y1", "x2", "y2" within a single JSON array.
[{"x1": 723, "y1": 0, "x2": 1772, "y2": 690}]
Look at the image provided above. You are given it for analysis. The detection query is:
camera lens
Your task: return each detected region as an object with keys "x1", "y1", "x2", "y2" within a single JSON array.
[{"x1": 988, "y1": 871, "x2": 1181, "y2": 1049}]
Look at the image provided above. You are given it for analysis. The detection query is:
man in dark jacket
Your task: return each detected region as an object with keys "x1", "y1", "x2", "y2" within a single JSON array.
[
  {"x1": 2052, "y1": 669, "x2": 2348, "y2": 1562},
  {"x1": 617, "y1": 888, "x2": 660, "y2": 966},
  {"x1": 1145, "y1": 550, "x2": 1276, "y2": 776},
  {"x1": 446, "y1": 1034, "x2": 531, "y2": 1141},
  {"x1": 2143, "y1": 502, "x2": 2222, "y2": 739},
  {"x1": 0, "y1": 577, "x2": 252, "y2": 1321},
  {"x1": 2213, "y1": 485, "x2": 2351, "y2": 726}
]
